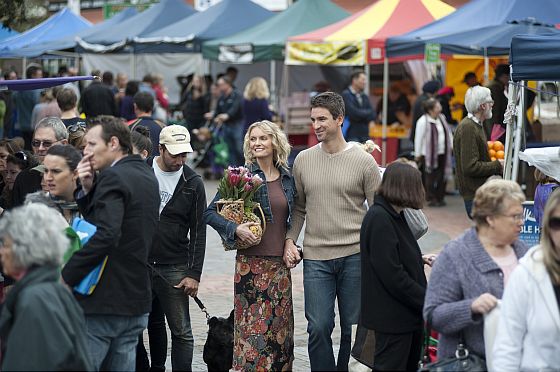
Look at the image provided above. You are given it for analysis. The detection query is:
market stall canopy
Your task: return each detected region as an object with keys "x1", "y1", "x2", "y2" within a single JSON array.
[
  {"x1": 202, "y1": 0, "x2": 349, "y2": 63},
  {"x1": 0, "y1": 7, "x2": 138, "y2": 58},
  {"x1": 510, "y1": 33, "x2": 560, "y2": 81},
  {"x1": 0, "y1": 76, "x2": 95, "y2": 91},
  {"x1": 0, "y1": 27, "x2": 18, "y2": 42},
  {"x1": 76, "y1": 0, "x2": 196, "y2": 53},
  {"x1": 285, "y1": 0, "x2": 454, "y2": 66},
  {"x1": 387, "y1": 18, "x2": 560, "y2": 59},
  {"x1": 388, "y1": 0, "x2": 560, "y2": 59},
  {"x1": 0, "y1": 8, "x2": 91, "y2": 54},
  {"x1": 134, "y1": 0, "x2": 274, "y2": 53}
]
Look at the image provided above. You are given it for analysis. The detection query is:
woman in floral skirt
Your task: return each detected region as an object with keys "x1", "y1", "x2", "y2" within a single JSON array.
[{"x1": 204, "y1": 120, "x2": 297, "y2": 371}]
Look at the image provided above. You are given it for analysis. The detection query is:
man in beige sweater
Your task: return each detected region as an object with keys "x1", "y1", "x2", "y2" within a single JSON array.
[{"x1": 284, "y1": 92, "x2": 381, "y2": 371}]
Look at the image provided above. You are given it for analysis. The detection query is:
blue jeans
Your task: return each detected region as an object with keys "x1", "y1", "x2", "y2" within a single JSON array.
[
  {"x1": 151, "y1": 264, "x2": 194, "y2": 371},
  {"x1": 303, "y1": 253, "x2": 361, "y2": 371},
  {"x1": 222, "y1": 122, "x2": 244, "y2": 167},
  {"x1": 86, "y1": 313, "x2": 148, "y2": 371}
]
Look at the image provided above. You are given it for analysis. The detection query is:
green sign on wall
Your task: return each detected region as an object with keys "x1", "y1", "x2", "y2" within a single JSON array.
[
  {"x1": 425, "y1": 43, "x2": 441, "y2": 63},
  {"x1": 103, "y1": 2, "x2": 157, "y2": 19}
]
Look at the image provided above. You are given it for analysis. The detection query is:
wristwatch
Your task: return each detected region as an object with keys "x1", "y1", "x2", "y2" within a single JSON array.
[{"x1": 296, "y1": 245, "x2": 303, "y2": 259}]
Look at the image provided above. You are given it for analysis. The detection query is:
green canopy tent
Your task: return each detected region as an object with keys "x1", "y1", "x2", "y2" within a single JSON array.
[
  {"x1": 202, "y1": 0, "x2": 349, "y2": 63},
  {"x1": 202, "y1": 0, "x2": 349, "y2": 107}
]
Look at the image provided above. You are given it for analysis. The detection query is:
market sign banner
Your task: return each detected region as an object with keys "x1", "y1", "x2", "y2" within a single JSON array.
[
  {"x1": 218, "y1": 44, "x2": 254, "y2": 63},
  {"x1": 425, "y1": 43, "x2": 441, "y2": 63},
  {"x1": 286, "y1": 41, "x2": 365, "y2": 66}
]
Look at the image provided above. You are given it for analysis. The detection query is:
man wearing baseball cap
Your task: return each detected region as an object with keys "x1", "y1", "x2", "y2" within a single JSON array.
[{"x1": 146, "y1": 125, "x2": 207, "y2": 371}]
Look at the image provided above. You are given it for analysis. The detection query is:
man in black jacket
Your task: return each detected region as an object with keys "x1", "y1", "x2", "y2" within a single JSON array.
[
  {"x1": 80, "y1": 71, "x2": 118, "y2": 118},
  {"x1": 148, "y1": 125, "x2": 207, "y2": 371},
  {"x1": 341, "y1": 71, "x2": 376, "y2": 142},
  {"x1": 62, "y1": 116, "x2": 159, "y2": 371}
]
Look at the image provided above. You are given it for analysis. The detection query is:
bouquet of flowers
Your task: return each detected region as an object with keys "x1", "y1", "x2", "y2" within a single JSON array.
[{"x1": 216, "y1": 166, "x2": 266, "y2": 250}]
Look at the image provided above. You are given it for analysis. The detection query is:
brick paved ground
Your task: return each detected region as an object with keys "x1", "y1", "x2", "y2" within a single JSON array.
[{"x1": 142, "y1": 180, "x2": 471, "y2": 371}]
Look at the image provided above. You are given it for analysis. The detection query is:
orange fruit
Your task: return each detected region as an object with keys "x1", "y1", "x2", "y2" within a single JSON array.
[
  {"x1": 491, "y1": 157, "x2": 497, "y2": 161},
  {"x1": 487, "y1": 141, "x2": 494, "y2": 149},
  {"x1": 496, "y1": 150, "x2": 505, "y2": 159},
  {"x1": 489, "y1": 149, "x2": 496, "y2": 157},
  {"x1": 493, "y1": 141, "x2": 504, "y2": 152}
]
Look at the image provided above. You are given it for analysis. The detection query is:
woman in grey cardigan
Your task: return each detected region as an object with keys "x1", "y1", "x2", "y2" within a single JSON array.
[{"x1": 424, "y1": 179, "x2": 529, "y2": 360}]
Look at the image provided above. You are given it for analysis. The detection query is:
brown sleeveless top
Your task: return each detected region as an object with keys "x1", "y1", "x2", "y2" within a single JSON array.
[{"x1": 240, "y1": 178, "x2": 288, "y2": 257}]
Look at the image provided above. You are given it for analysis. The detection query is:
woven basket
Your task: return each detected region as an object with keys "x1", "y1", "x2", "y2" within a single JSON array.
[{"x1": 216, "y1": 199, "x2": 266, "y2": 251}]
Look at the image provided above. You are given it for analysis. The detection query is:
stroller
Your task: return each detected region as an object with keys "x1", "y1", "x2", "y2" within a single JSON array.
[{"x1": 187, "y1": 121, "x2": 228, "y2": 178}]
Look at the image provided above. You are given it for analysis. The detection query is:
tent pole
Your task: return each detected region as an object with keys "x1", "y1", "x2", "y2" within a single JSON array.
[
  {"x1": 22, "y1": 57, "x2": 27, "y2": 78},
  {"x1": 483, "y1": 48, "x2": 489, "y2": 85},
  {"x1": 512, "y1": 81, "x2": 525, "y2": 182},
  {"x1": 129, "y1": 51, "x2": 135, "y2": 80},
  {"x1": 503, "y1": 82, "x2": 517, "y2": 181},
  {"x1": 382, "y1": 57, "x2": 389, "y2": 166},
  {"x1": 270, "y1": 59, "x2": 277, "y2": 111},
  {"x1": 285, "y1": 64, "x2": 289, "y2": 100},
  {"x1": 364, "y1": 63, "x2": 370, "y2": 100}
]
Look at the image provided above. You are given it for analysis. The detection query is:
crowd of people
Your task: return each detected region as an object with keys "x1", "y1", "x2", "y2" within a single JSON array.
[{"x1": 0, "y1": 62, "x2": 559, "y2": 372}]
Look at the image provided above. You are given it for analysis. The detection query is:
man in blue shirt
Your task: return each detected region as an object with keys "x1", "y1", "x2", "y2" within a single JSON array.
[{"x1": 341, "y1": 71, "x2": 376, "y2": 143}]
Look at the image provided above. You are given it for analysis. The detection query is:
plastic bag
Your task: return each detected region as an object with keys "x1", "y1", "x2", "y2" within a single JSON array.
[{"x1": 518, "y1": 147, "x2": 560, "y2": 181}]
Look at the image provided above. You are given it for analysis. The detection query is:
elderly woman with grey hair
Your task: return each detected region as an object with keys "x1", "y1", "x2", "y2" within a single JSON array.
[
  {"x1": 453, "y1": 85, "x2": 503, "y2": 217},
  {"x1": 424, "y1": 179, "x2": 529, "y2": 364},
  {"x1": 0, "y1": 203, "x2": 92, "y2": 370}
]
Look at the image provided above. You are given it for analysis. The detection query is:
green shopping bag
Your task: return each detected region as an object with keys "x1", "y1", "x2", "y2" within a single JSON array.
[{"x1": 213, "y1": 138, "x2": 229, "y2": 167}]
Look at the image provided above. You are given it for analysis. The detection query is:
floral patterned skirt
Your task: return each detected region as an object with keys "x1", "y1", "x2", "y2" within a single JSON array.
[{"x1": 233, "y1": 255, "x2": 294, "y2": 371}]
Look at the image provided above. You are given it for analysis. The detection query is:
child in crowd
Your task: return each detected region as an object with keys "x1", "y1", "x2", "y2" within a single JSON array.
[{"x1": 534, "y1": 169, "x2": 560, "y2": 227}]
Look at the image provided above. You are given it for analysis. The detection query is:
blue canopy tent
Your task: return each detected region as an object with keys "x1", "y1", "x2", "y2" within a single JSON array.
[
  {"x1": 387, "y1": 18, "x2": 560, "y2": 58},
  {"x1": 387, "y1": 0, "x2": 560, "y2": 60},
  {"x1": 0, "y1": 7, "x2": 138, "y2": 58},
  {"x1": 133, "y1": 0, "x2": 274, "y2": 53},
  {"x1": 0, "y1": 8, "x2": 91, "y2": 55},
  {"x1": 510, "y1": 33, "x2": 560, "y2": 81},
  {"x1": 76, "y1": 0, "x2": 196, "y2": 53},
  {"x1": 0, "y1": 28, "x2": 18, "y2": 42}
]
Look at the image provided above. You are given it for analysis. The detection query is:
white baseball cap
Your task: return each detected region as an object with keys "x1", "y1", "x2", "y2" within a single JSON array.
[{"x1": 159, "y1": 125, "x2": 193, "y2": 155}]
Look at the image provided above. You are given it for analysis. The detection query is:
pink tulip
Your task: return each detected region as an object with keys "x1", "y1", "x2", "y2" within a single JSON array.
[
  {"x1": 229, "y1": 173, "x2": 241, "y2": 186},
  {"x1": 251, "y1": 174, "x2": 263, "y2": 186}
]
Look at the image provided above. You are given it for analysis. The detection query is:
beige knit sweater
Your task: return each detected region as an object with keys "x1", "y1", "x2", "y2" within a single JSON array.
[{"x1": 286, "y1": 143, "x2": 381, "y2": 260}]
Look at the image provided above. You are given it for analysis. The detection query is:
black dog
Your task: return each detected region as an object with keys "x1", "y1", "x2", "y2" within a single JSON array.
[{"x1": 203, "y1": 310, "x2": 234, "y2": 371}]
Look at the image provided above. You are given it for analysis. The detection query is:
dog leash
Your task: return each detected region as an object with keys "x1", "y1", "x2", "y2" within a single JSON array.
[{"x1": 147, "y1": 263, "x2": 210, "y2": 321}]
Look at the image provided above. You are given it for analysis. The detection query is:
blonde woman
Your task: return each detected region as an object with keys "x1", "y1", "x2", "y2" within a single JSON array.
[
  {"x1": 204, "y1": 120, "x2": 296, "y2": 370},
  {"x1": 493, "y1": 189, "x2": 560, "y2": 370},
  {"x1": 242, "y1": 77, "x2": 273, "y2": 134}
]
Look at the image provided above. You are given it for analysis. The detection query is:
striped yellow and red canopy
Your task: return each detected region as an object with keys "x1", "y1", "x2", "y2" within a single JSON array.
[{"x1": 286, "y1": 0, "x2": 455, "y2": 65}]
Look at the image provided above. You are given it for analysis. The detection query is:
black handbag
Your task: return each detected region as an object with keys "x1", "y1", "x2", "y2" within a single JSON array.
[
  {"x1": 350, "y1": 323, "x2": 376, "y2": 369},
  {"x1": 418, "y1": 316, "x2": 487, "y2": 372}
]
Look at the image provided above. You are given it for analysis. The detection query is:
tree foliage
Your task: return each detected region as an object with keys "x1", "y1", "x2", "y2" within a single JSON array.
[{"x1": 1, "y1": 0, "x2": 47, "y2": 32}]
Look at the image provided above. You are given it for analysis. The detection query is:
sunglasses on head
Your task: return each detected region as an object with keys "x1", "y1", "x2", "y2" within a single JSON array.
[
  {"x1": 68, "y1": 123, "x2": 86, "y2": 133},
  {"x1": 549, "y1": 217, "x2": 560, "y2": 230},
  {"x1": 14, "y1": 151, "x2": 27, "y2": 162}
]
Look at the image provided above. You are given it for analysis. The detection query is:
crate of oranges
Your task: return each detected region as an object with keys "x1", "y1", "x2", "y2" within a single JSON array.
[{"x1": 487, "y1": 140, "x2": 505, "y2": 161}]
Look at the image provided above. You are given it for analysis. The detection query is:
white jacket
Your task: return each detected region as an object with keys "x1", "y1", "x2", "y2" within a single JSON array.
[{"x1": 492, "y1": 245, "x2": 560, "y2": 371}]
